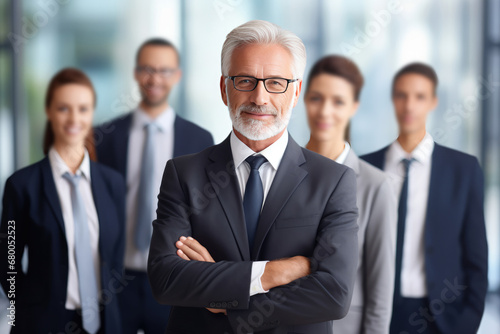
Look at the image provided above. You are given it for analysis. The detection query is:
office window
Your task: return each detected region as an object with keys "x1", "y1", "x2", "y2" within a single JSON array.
[{"x1": 0, "y1": 0, "x2": 498, "y2": 332}]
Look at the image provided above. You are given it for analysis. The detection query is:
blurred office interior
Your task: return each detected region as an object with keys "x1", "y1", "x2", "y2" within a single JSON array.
[{"x1": 0, "y1": 0, "x2": 499, "y2": 332}]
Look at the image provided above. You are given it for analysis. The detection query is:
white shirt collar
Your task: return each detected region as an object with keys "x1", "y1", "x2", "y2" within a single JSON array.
[
  {"x1": 335, "y1": 141, "x2": 351, "y2": 165},
  {"x1": 230, "y1": 130, "x2": 289, "y2": 171},
  {"x1": 387, "y1": 132, "x2": 435, "y2": 166},
  {"x1": 48, "y1": 147, "x2": 91, "y2": 180},
  {"x1": 132, "y1": 106, "x2": 175, "y2": 132}
]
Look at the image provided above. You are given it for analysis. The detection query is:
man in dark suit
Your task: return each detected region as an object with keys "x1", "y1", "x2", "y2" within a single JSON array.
[
  {"x1": 147, "y1": 20, "x2": 359, "y2": 334},
  {"x1": 362, "y1": 63, "x2": 488, "y2": 334},
  {"x1": 94, "y1": 38, "x2": 213, "y2": 334}
]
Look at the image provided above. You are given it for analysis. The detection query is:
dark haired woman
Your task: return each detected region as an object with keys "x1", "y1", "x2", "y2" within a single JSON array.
[
  {"x1": 1, "y1": 68, "x2": 125, "y2": 333},
  {"x1": 304, "y1": 55, "x2": 397, "y2": 334}
]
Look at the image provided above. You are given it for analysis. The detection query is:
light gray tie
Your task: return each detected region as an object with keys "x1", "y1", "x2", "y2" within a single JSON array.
[
  {"x1": 134, "y1": 122, "x2": 157, "y2": 251},
  {"x1": 63, "y1": 172, "x2": 100, "y2": 334}
]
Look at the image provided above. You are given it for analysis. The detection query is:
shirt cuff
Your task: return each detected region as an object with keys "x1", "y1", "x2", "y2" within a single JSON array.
[{"x1": 249, "y1": 261, "x2": 269, "y2": 296}]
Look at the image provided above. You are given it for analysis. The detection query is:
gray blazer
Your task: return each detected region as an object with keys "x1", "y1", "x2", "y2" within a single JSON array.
[{"x1": 334, "y1": 150, "x2": 397, "y2": 334}]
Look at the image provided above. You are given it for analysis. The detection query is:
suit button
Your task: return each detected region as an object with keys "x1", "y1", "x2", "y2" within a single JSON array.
[
  {"x1": 209, "y1": 302, "x2": 215, "y2": 307},
  {"x1": 222, "y1": 302, "x2": 227, "y2": 308}
]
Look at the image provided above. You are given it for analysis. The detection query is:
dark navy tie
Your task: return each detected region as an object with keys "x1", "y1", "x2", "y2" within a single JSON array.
[
  {"x1": 394, "y1": 158, "x2": 414, "y2": 301},
  {"x1": 243, "y1": 155, "x2": 268, "y2": 249}
]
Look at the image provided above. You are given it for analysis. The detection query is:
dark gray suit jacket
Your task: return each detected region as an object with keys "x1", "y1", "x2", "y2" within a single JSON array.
[{"x1": 148, "y1": 134, "x2": 359, "y2": 334}]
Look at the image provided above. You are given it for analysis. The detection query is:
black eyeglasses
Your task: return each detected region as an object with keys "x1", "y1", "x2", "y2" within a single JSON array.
[
  {"x1": 136, "y1": 66, "x2": 179, "y2": 78},
  {"x1": 226, "y1": 76, "x2": 299, "y2": 94}
]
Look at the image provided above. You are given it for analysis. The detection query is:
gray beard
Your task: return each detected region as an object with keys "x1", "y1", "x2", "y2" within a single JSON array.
[{"x1": 229, "y1": 102, "x2": 293, "y2": 141}]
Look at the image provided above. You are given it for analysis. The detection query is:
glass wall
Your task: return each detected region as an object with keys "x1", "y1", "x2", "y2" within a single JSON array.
[
  {"x1": 0, "y1": 0, "x2": 498, "y2": 332},
  {"x1": 0, "y1": 0, "x2": 15, "y2": 205}
]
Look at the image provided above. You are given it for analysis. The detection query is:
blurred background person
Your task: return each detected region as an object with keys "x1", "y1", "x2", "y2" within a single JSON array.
[
  {"x1": 362, "y1": 63, "x2": 488, "y2": 334},
  {"x1": 305, "y1": 55, "x2": 397, "y2": 334},
  {"x1": 94, "y1": 38, "x2": 213, "y2": 334},
  {"x1": 0, "y1": 68, "x2": 125, "y2": 333}
]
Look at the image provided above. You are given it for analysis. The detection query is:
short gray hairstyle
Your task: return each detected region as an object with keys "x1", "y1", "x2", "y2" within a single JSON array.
[{"x1": 221, "y1": 20, "x2": 307, "y2": 79}]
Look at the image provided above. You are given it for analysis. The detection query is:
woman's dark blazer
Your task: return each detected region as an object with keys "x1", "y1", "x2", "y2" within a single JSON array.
[{"x1": 1, "y1": 157, "x2": 126, "y2": 333}]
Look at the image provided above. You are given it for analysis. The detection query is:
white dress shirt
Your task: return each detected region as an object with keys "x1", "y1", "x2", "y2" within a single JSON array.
[
  {"x1": 335, "y1": 141, "x2": 351, "y2": 165},
  {"x1": 384, "y1": 132, "x2": 434, "y2": 297},
  {"x1": 230, "y1": 130, "x2": 289, "y2": 296},
  {"x1": 48, "y1": 147, "x2": 101, "y2": 310},
  {"x1": 125, "y1": 107, "x2": 176, "y2": 271}
]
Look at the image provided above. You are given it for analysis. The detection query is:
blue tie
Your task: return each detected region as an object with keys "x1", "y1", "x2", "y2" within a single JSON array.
[
  {"x1": 135, "y1": 122, "x2": 157, "y2": 251},
  {"x1": 63, "y1": 172, "x2": 100, "y2": 334},
  {"x1": 243, "y1": 155, "x2": 268, "y2": 249},
  {"x1": 394, "y1": 158, "x2": 414, "y2": 301}
]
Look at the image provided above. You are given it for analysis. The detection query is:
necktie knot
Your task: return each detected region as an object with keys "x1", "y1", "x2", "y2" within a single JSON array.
[
  {"x1": 402, "y1": 158, "x2": 414, "y2": 175},
  {"x1": 246, "y1": 155, "x2": 267, "y2": 170},
  {"x1": 144, "y1": 121, "x2": 158, "y2": 131},
  {"x1": 144, "y1": 122, "x2": 159, "y2": 134},
  {"x1": 63, "y1": 172, "x2": 81, "y2": 187}
]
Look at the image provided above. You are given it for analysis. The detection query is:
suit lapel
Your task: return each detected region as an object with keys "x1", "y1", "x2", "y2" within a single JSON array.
[
  {"x1": 424, "y1": 143, "x2": 444, "y2": 246},
  {"x1": 252, "y1": 137, "x2": 308, "y2": 259},
  {"x1": 173, "y1": 115, "x2": 183, "y2": 158},
  {"x1": 344, "y1": 150, "x2": 360, "y2": 176},
  {"x1": 373, "y1": 146, "x2": 389, "y2": 170},
  {"x1": 41, "y1": 157, "x2": 66, "y2": 234},
  {"x1": 205, "y1": 136, "x2": 251, "y2": 261},
  {"x1": 89, "y1": 163, "x2": 108, "y2": 259},
  {"x1": 114, "y1": 114, "x2": 132, "y2": 178}
]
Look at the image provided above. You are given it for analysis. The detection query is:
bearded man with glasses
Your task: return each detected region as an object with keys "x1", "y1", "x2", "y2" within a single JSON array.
[{"x1": 148, "y1": 20, "x2": 359, "y2": 334}]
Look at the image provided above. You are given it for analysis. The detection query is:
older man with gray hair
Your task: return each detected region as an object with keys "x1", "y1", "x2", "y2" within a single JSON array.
[{"x1": 148, "y1": 20, "x2": 359, "y2": 333}]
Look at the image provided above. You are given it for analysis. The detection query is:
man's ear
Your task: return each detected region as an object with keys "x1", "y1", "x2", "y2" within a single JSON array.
[
  {"x1": 220, "y1": 76, "x2": 228, "y2": 106},
  {"x1": 174, "y1": 69, "x2": 183, "y2": 85},
  {"x1": 292, "y1": 80, "x2": 303, "y2": 108},
  {"x1": 431, "y1": 96, "x2": 438, "y2": 111},
  {"x1": 133, "y1": 67, "x2": 139, "y2": 83}
]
